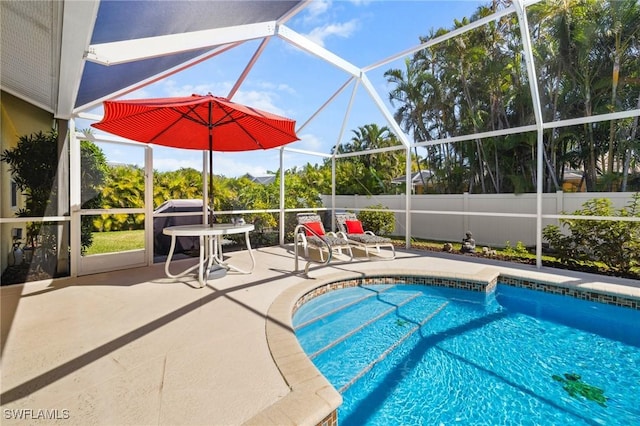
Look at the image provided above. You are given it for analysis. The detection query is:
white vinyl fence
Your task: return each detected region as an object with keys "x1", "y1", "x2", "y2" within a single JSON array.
[{"x1": 322, "y1": 192, "x2": 636, "y2": 249}]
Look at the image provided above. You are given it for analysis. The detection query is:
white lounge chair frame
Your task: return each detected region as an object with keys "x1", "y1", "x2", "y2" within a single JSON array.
[
  {"x1": 295, "y1": 213, "x2": 353, "y2": 262},
  {"x1": 335, "y1": 212, "x2": 396, "y2": 260}
]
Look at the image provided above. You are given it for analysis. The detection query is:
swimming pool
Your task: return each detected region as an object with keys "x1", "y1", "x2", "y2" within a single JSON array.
[{"x1": 293, "y1": 283, "x2": 640, "y2": 425}]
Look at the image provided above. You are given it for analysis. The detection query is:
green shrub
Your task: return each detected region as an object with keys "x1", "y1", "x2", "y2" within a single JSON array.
[
  {"x1": 542, "y1": 194, "x2": 640, "y2": 274},
  {"x1": 1, "y1": 131, "x2": 107, "y2": 257},
  {"x1": 515, "y1": 241, "x2": 528, "y2": 256},
  {"x1": 357, "y1": 204, "x2": 395, "y2": 235},
  {"x1": 503, "y1": 240, "x2": 528, "y2": 256}
]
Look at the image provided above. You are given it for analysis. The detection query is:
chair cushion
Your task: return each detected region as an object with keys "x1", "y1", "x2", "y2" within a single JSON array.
[
  {"x1": 347, "y1": 233, "x2": 391, "y2": 244},
  {"x1": 345, "y1": 220, "x2": 365, "y2": 234},
  {"x1": 307, "y1": 235, "x2": 349, "y2": 247},
  {"x1": 305, "y1": 221, "x2": 325, "y2": 236}
]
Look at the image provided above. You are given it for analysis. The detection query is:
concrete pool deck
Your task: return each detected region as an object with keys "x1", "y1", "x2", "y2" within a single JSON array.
[{"x1": 1, "y1": 246, "x2": 639, "y2": 425}]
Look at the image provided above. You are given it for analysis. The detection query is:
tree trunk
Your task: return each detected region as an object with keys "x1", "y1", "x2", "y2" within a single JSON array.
[
  {"x1": 607, "y1": 32, "x2": 621, "y2": 178},
  {"x1": 621, "y1": 92, "x2": 640, "y2": 191},
  {"x1": 585, "y1": 86, "x2": 598, "y2": 191}
]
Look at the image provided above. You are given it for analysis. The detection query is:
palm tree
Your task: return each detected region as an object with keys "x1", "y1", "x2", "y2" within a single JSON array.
[
  {"x1": 99, "y1": 165, "x2": 145, "y2": 231},
  {"x1": 385, "y1": 58, "x2": 434, "y2": 191},
  {"x1": 604, "y1": 0, "x2": 640, "y2": 182},
  {"x1": 333, "y1": 124, "x2": 406, "y2": 194},
  {"x1": 154, "y1": 167, "x2": 202, "y2": 207}
]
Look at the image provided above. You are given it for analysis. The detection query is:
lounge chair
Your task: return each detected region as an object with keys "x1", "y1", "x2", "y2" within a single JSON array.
[
  {"x1": 295, "y1": 213, "x2": 353, "y2": 262},
  {"x1": 335, "y1": 212, "x2": 396, "y2": 260}
]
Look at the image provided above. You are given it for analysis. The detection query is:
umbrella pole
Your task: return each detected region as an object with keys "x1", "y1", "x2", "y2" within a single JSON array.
[
  {"x1": 209, "y1": 146, "x2": 214, "y2": 227},
  {"x1": 208, "y1": 102, "x2": 214, "y2": 227}
]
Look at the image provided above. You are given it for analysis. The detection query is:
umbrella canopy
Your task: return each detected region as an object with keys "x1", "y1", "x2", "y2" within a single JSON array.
[
  {"x1": 91, "y1": 93, "x2": 299, "y2": 151},
  {"x1": 92, "y1": 93, "x2": 299, "y2": 225}
]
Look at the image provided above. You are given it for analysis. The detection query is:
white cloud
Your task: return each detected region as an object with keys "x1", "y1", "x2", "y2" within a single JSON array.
[
  {"x1": 153, "y1": 152, "x2": 272, "y2": 177},
  {"x1": 161, "y1": 80, "x2": 233, "y2": 98},
  {"x1": 297, "y1": 132, "x2": 325, "y2": 152},
  {"x1": 304, "y1": 0, "x2": 332, "y2": 23},
  {"x1": 277, "y1": 83, "x2": 297, "y2": 95},
  {"x1": 233, "y1": 90, "x2": 286, "y2": 116},
  {"x1": 166, "y1": 148, "x2": 291, "y2": 177},
  {"x1": 214, "y1": 155, "x2": 272, "y2": 177},
  {"x1": 106, "y1": 137, "x2": 328, "y2": 177},
  {"x1": 153, "y1": 157, "x2": 202, "y2": 172},
  {"x1": 119, "y1": 88, "x2": 153, "y2": 100},
  {"x1": 305, "y1": 19, "x2": 359, "y2": 47},
  {"x1": 151, "y1": 78, "x2": 291, "y2": 116}
]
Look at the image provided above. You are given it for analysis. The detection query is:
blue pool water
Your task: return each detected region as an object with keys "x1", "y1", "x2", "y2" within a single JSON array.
[{"x1": 293, "y1": 284, "x2": 640, "y2": 425}]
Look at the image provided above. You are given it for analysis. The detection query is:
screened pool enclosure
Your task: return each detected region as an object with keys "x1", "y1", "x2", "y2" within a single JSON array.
[{"x1": 1, "y1": 0, "x2": 639, "y2": 282}]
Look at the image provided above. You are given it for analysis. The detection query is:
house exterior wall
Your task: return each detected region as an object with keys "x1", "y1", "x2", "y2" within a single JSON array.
[
  {"x1": 1, "y1": 90, "x2": 53, "y2": 275},
  {"x1": 325, "y1": 192, "x2": 636, "y2": 248}
]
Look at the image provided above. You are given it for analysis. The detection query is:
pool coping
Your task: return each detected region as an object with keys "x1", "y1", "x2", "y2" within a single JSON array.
[{"x1": 247, "y1": 267, "x2": 639, "y2": 425}]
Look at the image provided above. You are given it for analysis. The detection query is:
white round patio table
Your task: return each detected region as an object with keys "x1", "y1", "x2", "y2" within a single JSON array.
[{"x1": 162, "y1": 223, "x2": 255, "y2": 288}]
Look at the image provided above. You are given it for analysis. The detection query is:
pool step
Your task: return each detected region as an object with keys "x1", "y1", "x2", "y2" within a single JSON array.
[
  {"x1": 309, "y1": 292, "x2": 422, "y2": 360},
  {"x1": 295, "y1": 285, "x2": 393, "y2": 331},
  {"x1": 296, "y1": 287, "x2": 425, "y2": 356},
  {"x1": 303, "y1": 293, "x2": 451, "y2": 391},
  {"x1": 339, "y1": 301, "x2": 449, "y2": 393}
]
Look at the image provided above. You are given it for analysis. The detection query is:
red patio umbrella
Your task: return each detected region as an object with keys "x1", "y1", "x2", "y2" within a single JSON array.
[{"x1": 92, "y1": 93, "x2": 299, "y2": 225}]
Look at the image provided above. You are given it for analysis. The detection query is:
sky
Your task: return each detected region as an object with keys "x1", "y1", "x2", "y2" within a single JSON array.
[{"x1": 82, "y1": 0, "x2": 484, "y2": 177}]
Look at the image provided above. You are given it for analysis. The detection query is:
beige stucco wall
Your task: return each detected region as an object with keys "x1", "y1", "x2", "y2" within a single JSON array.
[{"x1": 1, "y1": 90, "x2": 54, "y2": 276}]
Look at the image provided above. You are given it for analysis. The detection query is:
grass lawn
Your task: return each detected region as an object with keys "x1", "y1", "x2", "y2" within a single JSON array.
[{"x1": 85, "y1": 230, "x2": 145, "y2": 255}]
